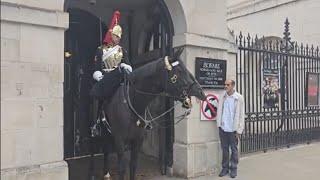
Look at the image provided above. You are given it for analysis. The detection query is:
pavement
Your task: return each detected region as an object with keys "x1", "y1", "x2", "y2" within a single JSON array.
[{"x1": 150, "y1": 142, "x2": 320, "y2": 180}]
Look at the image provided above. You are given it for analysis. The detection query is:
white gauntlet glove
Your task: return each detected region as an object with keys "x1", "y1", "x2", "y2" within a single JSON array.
[
  {"x1": 120, "y1": 63, "x2": 133, "y2": 73},
  {"x1": 93, "y1": 71, "x2": 104, "y2": 81}
]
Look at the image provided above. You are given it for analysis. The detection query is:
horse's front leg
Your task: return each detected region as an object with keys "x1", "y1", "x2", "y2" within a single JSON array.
[
  {"x1": 130, "y1": 139, "x2": 142, "y2": 180},
  {"x1": 88, "y1": 137, "x2": 97, "y2": 180},
  {"x1": 102, "y1": 134, "x2": 114, "y2": 180},
  {"x1": 117, "y1": 151, "x2": 126, "y2": 180},
  {"x1": 102, "y1": 148, "x2": 111, "y2": 180},
  {"x1": 115, "y1": 140, "x2": 126, "y2": 180}
]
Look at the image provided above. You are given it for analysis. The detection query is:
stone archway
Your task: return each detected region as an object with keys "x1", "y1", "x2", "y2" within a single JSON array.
[
  {"x1": 163, "y1": 0, "x2": 187, "y2": 36},
  {"x1": 63, "y1": 0, "x2": 183, "y2": 179}
]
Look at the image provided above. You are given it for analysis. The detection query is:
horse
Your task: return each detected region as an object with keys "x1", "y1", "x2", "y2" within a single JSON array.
[{"x1": 93, "y1": 47, "x2": 206, "y2": 180}]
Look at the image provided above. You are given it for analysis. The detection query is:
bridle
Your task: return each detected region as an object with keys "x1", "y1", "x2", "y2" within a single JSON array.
[{"x1": 123, "y1": 56, "x2": 195, "y2": 128}]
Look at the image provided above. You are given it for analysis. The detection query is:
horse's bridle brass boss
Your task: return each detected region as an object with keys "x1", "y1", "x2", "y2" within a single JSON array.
[{"x1": 171, "y1": 74, "x2": 178, "y2": 83}]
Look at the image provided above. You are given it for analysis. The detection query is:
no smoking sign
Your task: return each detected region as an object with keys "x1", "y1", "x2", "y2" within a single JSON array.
[{"x1": 201, "y1": 94, "x2": 219, "y2": 121}]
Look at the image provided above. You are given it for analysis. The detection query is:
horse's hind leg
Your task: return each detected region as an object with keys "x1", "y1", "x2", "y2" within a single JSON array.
[{"x1": 130, "y1": 140, "x2": 142, "y2": 180}]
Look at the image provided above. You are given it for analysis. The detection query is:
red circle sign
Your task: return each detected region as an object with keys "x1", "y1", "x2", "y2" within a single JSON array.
[{"x1": 201, "y1": 94, "x2": 219, "y2": 120}]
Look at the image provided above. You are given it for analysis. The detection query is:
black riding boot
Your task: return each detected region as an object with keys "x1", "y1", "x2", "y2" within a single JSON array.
[{"x1": 91, "y1": 100, "x2": 104, "y2": 137}]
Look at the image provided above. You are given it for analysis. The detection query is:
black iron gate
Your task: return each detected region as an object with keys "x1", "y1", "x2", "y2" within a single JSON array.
[{"x1": 236, "y1": 19, "x2": 320, "y2": 154}]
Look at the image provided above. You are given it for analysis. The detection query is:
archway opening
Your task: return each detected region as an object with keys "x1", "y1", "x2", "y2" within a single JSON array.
[{"x1": 63, "y1": 0, "x2": 175, "y2": 179}]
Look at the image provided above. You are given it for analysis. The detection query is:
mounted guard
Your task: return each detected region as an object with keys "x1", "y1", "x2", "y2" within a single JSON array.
[{"x1": 90, "y1": 10, "x2": 132, "y2": 136}]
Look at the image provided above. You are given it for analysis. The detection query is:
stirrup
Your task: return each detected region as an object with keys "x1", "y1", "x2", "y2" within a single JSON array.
[
  {"x1": 91, "y1": 124, "x2": 100, "y2": 137},
  {"x1": 144, "y1": 122, "x2": 153, "y2": 130}
]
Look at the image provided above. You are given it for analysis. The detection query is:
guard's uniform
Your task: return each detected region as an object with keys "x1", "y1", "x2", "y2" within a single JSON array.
[
  {"x1": 90, "y1": 10, "x2": 131, "y2": 100},
  {"x1": 90, "y1": 44, "x2": 129, "y2": 100}
]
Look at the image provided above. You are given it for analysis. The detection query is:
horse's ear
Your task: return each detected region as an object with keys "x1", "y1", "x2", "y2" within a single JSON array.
[{"x1": 173, "y1": 47, "x2": 184, "y2": 60}]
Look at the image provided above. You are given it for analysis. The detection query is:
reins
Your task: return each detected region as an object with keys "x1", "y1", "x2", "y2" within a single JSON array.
[
  {"x1": 144, "y1": 106, "x2": 191, "y2": 129},
  {"x1": 123, "y1": 58, "x2": 192, "y2": 129},
  {"x1": 124, "y1": 75, "x2": 189, "y2": 129}
]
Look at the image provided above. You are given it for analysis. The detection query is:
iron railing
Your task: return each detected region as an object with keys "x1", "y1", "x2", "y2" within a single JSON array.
[{"x1": 236, "y1": 19, "x2": 320, "y2": 153}]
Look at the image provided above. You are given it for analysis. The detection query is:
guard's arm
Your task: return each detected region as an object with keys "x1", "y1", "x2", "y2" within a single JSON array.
[
  {"x1": 92, "y1": 47, "x2": 104, "y2": 81},
  {"x1": 119, "y1": 47, "x2": 132, "y2": 74}
]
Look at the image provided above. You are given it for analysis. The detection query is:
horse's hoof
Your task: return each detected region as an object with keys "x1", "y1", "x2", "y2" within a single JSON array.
[{"x1": 104, "y1": 173, "x2": 111, "y2": 180}]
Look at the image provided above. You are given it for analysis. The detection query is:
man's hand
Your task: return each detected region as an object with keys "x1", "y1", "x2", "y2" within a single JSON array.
[
  {"x1": 235, "y1": 133, "x2": 241, "y2": 140},
  {"x1": 93, "y1": 71, "x2": 104, "y2": 81},
  {"x1": 120, "y1": 63, "x2": 132, "y2": 73}
]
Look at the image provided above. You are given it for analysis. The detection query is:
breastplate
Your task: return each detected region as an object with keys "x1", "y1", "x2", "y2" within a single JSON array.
[{"x1": 102, "y1": 45, "x2": 123, "y2": 69}]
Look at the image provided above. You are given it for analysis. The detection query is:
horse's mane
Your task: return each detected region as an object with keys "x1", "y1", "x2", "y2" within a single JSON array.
[{"x1": 129, "y1": 57, "x2": 165, "y2": 82}]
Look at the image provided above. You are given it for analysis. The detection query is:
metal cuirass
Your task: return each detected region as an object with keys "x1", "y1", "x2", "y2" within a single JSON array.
[{"x1": 102, "y1": 45, "x2": 123, "y2": 69}]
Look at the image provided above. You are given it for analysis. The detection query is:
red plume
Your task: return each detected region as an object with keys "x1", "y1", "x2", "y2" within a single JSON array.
[{"x1": 103, "y1": 11, "x2": 121, "y2": 45}]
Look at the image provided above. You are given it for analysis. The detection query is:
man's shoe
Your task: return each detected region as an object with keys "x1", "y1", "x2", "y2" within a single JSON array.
[
  {"x1": 218, "y1": 169, "x2": 229, "y2": 177},
  {"x1": 230, "y1": 169, "x2": 237, "y2": 178}
]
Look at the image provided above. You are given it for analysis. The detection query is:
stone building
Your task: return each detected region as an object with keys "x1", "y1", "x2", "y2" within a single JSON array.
[{"x1": 227, "y1": 0, "x2": 320, "y2": 45}]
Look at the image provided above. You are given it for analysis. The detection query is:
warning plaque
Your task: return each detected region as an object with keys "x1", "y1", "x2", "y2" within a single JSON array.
[{"x1": 201, "y1": 94, "x2": 219, "y2": 121}]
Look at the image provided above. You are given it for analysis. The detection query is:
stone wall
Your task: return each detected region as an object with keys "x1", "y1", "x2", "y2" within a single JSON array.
[
  {"x1": 227, "y1": 0, "x2": 320, "y2": 45},
  {"x1": 165, "y1": 0, "x2": 237, "y2": 178},
  {"x1": 1, "y1": 0, "x2": 69, "y2": 179}
]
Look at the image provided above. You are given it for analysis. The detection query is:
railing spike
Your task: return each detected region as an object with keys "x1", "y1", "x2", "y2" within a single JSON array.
[
  {"x1": 247, "y1": 33, "x2": 251, "y2": 47},
  {"x1": 294, "y1": 42, "x2": 298, "y2": 54},
  {"x1": 254, "y1": 34, "x2": 259, "y2": 48},
  {"x1": 276, "y1": 40, "x2": 280, "y2": 52},
  {"x1": 262, "y1": 36, "x2": 266, "y2": 49},
  {"x1": 268, "y1": 40, "x2": 272, "y2": 50},
  {"x1": 239, "y1": 32, "x2": 243, "y2": 47}
]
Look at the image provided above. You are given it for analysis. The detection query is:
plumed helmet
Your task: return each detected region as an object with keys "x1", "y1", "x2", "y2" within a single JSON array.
[
  {"x1": 103, "y1": 10, "x2": 122, "y2": 45},
  {"x1": 112, "y1": 24, "x2": 122, "y2": 38}
]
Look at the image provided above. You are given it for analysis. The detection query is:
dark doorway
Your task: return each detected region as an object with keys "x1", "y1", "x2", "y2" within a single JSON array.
[
  {"x1": 63, "y1": 0, "x2": 174, "y2": 179},
  {"x1": 64, "y1": 8, "x2": 106, "y2": 158},
  {"x1": 64, "y1": 8, "x2": 108, "y2": 180}
]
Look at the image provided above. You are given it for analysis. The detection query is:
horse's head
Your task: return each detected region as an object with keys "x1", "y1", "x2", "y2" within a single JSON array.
[{"x1": 164, "y1": 47, "x2": 206, "y2": 108}]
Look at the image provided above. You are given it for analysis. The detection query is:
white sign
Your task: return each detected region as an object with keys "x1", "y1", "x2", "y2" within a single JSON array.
[{"x1": 201, "y1": 94, "x2": 219, "y2": 121}]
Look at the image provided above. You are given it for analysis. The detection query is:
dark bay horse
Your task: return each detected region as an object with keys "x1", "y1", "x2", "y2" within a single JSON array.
[{"x1": 100, "y1": 48, "x2": 206, "y2": 180}]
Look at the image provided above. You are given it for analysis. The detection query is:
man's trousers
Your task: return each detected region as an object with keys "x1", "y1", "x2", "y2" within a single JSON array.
[{"x1": 219, "y1": 127, "x2": 239, "y2": 170}]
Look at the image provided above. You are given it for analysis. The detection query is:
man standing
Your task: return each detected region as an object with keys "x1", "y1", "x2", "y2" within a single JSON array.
[{"x1": 216, "y1": 79, "x2": 245, "y2": 178}]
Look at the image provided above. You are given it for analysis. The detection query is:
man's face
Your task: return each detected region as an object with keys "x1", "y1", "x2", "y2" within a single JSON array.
[
  {"x1": 111, "y1": 34, "x2": 120, "y2": 45},
  {"x1": 224, "y1": 80, "x2": 234, "y2": 94}
]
